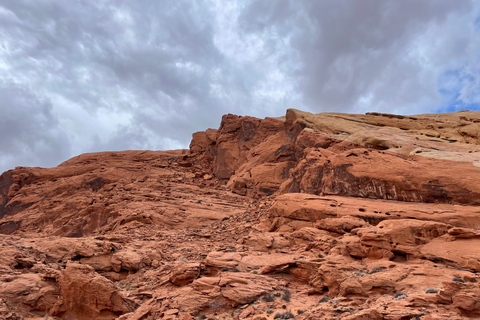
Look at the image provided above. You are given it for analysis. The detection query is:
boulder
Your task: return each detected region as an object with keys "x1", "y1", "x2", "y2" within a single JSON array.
[
  {"x1": 218, "y1": 273, "x2": 278, "y2": 304},
  {"x1": 0, "y1": 273, "x2": 58, "y2": 313},
  {"x1": 191, "y1": 272, "x2": 278, "y2": 305},
  {"x1": 170, "y1": 263, "x2": 201, "y2": 286},
  {"x1": 51, "y1": 262, "x2": 133, "y2": 319},
  {"x1": 204, "y1": 251, "x2": 242, "y2": 269},
  {"x1": 111, "y1": 250, "x2": 145, "y2": 272},
  {"x1": 189, "y1": 129, "x2": 218, "y2": 159}
]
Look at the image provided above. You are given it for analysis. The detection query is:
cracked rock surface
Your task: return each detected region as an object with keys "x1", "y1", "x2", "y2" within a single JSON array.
[{"x1": 1, "y1": 109, "x2": 480, "y2": 319}]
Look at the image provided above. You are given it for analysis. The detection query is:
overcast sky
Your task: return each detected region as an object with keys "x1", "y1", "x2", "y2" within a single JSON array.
[{"x1": 1, "y1": 0, "x2": 479, "y2": 173}]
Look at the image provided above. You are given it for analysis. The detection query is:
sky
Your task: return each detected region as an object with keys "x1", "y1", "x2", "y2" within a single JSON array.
[{"x1": 1, "y1": 0, "x2": 480, "y2": 174}]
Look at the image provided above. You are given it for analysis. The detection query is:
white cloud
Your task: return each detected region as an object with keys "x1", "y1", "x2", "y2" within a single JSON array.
[
  {"x1": 0, "y1": 0, "x2": 479, "y2": 173},
  {"x1": 458, "y1": 61, "x2": 480, "y2": 104}
]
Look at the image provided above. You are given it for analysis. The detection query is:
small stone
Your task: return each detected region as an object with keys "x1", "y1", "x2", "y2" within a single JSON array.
[
  {"x1": 239, "y1": 306, "x2": 254, "y2": 319},
  {"x1": 164, "y1": 309, "x2": 179, "y2": 315}
]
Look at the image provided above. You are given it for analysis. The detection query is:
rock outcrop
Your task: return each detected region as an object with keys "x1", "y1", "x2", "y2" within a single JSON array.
[
  {"x1": 1, "y1": 108, "x2": 480, "y2": 319},
  {"x1": 51, "y1": 262, "x2": 134, "y2": 319},
  {"x1": 192, "y1": 109, "x2": 480, "y2": 203}
]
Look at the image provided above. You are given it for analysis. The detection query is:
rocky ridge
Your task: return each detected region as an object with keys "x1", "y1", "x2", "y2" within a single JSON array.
[{"x1": 1, "y1": 108, "x2": 480, "y2": 319}]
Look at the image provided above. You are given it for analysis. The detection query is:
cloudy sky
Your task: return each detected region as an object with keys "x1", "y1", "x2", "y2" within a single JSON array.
[{"x1": 1, "y1": 0, "x2": 479, "y2": 173}]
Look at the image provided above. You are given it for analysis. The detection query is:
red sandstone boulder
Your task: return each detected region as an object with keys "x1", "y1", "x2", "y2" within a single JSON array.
[
  {"x1": 189, "y1": 128, "x2": 217, "y2": 159},
  {"x1": 111, "y1": 250, "x2": 145, "y2": 272},
  {"x1": 51, "y1": 262, "x2": 133, "y2": 319},
  {"x1": 0, "y1": 273, "x2": 58, "y2": 314},
  {"x1": 169, "y1": 263, "x2": 201, "y2": 286}
]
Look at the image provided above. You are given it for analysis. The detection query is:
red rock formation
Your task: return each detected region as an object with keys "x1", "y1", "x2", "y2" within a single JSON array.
[
  {"x1": 1, "y1": 108, "x2": 480, "y2": 319},
  {"x1": 192, "y1": 109, "x2": 480, "y2": 204},
  {"x1": 51, "y1": 262, "x2": 134, "y2": 319}
]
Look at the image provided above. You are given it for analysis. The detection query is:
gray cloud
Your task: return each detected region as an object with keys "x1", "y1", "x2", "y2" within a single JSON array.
[
  {"x1": 239, "y1": 0, "x2": 479, "y2": 114},
  {"x1": 0, "y1": 0, "x2": 479, "y2": 173},
  {"x1": 0, "y1": 82, "x2": 71, "y2": 170}
]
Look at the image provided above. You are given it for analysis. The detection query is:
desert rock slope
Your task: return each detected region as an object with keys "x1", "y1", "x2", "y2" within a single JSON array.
[{"x1": 1, "y1": 108, "x2": 480, "y2": 320}]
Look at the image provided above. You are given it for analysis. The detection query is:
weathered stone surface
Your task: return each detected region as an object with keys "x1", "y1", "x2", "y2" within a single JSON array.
[
  {"x1": 357, "y1": 219, "x2": 450, "y2": 260},
  {"x1": 342, "y1": 309, "x2": 383, "y2": 320},
  {"x1": 1, "y1": 109, "x2": 480, "y2": 319},
  {"x1": 421, "y1": 237, "x2": 480, "y2": 271},
  {"x1": 267, "y1": 193, "x2": 480, "y2": 231},
  {"x1": 218, "y1": 272, "x2": 278, "y2": 304},
  {"x1": 189, "y1": 128, "x2": 218, "y2": 159},
  {"x1": 315, "y1": 216, "x2": 368, "y2": 234},
  {"x1": 212, "y1": 114, "x2": 284, "y2": 179},
  {"x1": 242, "y1": 231, "x2": 291, "y2": 251},
  {"x1": 189, "y1": 108, "x2": 480, "y2": 204},
  {"x1": 269, "y1": 193, "x2": 337, "y2": 222},
  {"x1": 204, "y1": 251, "x2": 243, "y2": 268},
  {"x1": 0, "y1": 273, "x2": 58, "y2": 313},
  {"x1": 190, "y1": 272, "x2": 278, "y2": 306},
  {"x1": 169, "y1": 263, "x2": 201, "y2": 286},
  {"x1": 111, "y1": 250, "x2": 145, "y2": 272},
  {"x1": 51, "y1": 262, "x2": 133, "y2": 319}
]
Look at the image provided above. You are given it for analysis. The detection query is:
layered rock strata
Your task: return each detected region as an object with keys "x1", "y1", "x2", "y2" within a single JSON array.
[
  {"x1": 1, "y1": 109, "x2": 480, "y2": 319},
  {"x1": 191, "y1": 109, "x2": 480, "y2": 204}
]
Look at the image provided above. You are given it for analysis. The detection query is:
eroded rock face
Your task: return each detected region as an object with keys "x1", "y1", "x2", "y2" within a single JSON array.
[
  {"x1": 189, "y1": 128, "x2": 217, "y2": 159},
  {"x1": 52, "y1": 262, "x2": 133, "y2": 319},
  {"x1": 287, "y1": 147, "x2": 480, "y2": 204},
  {"x1": 192, "y1": 108, "x2": 480, "y2": 204},
  {"x1": 2, "y1": 109, "x2": 480, "y2": 319},
  {"x1": 169, "y1": 263, "x2": 201, "y2": 286}
]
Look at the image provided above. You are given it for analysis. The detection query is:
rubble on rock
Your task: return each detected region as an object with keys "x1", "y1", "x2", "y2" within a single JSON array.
[{"x1": 1, "y1": 108, "x2": 480, "y2": 319}]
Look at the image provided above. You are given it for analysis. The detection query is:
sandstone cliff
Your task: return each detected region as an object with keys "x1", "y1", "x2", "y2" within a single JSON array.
[
  {"x1": 192, "y1": 109, "x2": 480, "y2": 203},
  {"x1": 1, "y1": 109, "x2": 480, "y2": 319}
]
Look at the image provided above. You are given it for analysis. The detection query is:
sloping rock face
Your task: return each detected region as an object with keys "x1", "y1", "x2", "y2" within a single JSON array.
[
  {"x1": 1, "y1": 108, "x2": 480, "y2": 319},
  {"x1": 191, "y1": 109, "x2": 480, "y2": 203}
]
